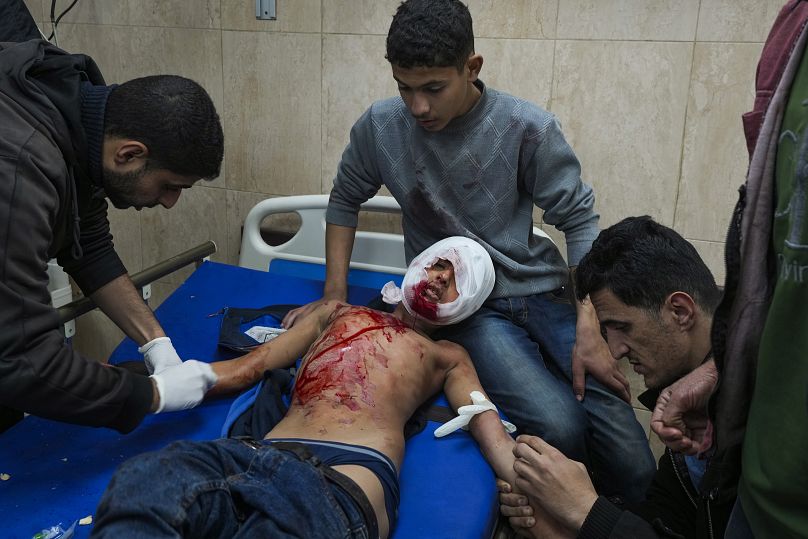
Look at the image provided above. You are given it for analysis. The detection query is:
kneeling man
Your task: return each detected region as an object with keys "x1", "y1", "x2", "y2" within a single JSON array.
[
  {"x1": 91, "y1": 237, "x2": 518, "y2": 539},
  {"x1": 500, "y1": 217, "x2": 733, "y2": 539}
]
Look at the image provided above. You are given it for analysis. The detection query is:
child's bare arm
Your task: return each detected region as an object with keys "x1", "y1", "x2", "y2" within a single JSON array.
[
  {"x1": 440, "y1": 343, "x2": 518, "y2": 485},
  {"x1": 208, "y1": 301, "x2": 343, "y2": 395}
]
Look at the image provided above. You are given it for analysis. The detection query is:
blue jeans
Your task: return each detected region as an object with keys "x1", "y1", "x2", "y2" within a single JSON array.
[
  {"x1": 91, "y1": 438, "x2": 372, "y2": 539},
  {"x1": 434, "y1": 291, "x2": 655, "y2": 502}
]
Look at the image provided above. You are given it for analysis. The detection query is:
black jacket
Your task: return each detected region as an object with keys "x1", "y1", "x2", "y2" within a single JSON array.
[
  {"x1": 0, "y1": 0, "x2": 40, "y2": 43},
  {"x1": 577, "y1": 390, "x2": 734, "y2": 539},
  {"x1": 0, "y1": 39, "x2": 152, "y2": 433}
]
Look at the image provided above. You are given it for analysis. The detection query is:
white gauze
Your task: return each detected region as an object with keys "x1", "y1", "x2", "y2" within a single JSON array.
[{"x1": 381, "y1": 236, "x2": 495, "y2": 325}]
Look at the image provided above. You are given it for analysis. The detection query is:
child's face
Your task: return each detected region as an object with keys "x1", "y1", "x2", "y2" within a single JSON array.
[
  {"x1": 391, "y1": 58, "x2": 481, "y2": 132},
  {"x1": 423, "y1": 258, "x2": 460, "y2": 304}
]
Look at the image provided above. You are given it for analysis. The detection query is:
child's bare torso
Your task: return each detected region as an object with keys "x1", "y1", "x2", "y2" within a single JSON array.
[
  {"x1": 264, "y1": 305, "x2": 454, "y2": 538},
  {"x1": 266, "y1": 305, "x2": 448, "y2": 466}
]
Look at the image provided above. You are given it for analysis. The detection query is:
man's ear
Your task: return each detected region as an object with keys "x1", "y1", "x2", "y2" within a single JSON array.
[
  {"x1": 466, "y1": 53, "x2": 483, "y2": 82},
  {"x1": 112, "y1": 140, "x2": 149, "y2": 166},
  {"x1": 666, "y1": 291, "x2": 697, "y2": 331}
]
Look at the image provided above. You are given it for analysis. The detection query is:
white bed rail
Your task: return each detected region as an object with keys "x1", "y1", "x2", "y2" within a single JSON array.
[
  {"x1": 239, "y1": 194, "x2": 558, "y2": 275},
  {"x1": 239, "y1": 194, "x2": 407, "y2": 275}
]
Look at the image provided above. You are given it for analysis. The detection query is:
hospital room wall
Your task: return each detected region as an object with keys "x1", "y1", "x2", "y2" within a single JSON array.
[{"x1": 28, "y1": 0, "x2": 779, "y2": 453}]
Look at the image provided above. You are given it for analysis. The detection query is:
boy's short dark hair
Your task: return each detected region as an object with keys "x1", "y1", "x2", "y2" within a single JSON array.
[
  {"x1": 386, "y1": 0, "x2": 474, "y2": 71},
  {"x1": 104, "y1": 75, "x2": 224, "y2": 180},
  {"x1": 575, "y1": 216, "x2": 722, "y2": 315}
]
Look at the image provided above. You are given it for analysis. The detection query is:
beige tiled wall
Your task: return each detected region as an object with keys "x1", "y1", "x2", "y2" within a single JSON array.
[{"x1": 35, "y1": 0, "x2": 783, "y2": 451}]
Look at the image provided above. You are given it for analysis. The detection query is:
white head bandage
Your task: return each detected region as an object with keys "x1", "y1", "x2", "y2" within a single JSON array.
[{"x1": 381, "y1": 236, "x2": 495, "y2": 325}]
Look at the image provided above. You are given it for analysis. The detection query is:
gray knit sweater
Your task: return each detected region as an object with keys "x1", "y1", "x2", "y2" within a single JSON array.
[{"x1": 326, "y1": 81, "x2": 599, "y2": 298}]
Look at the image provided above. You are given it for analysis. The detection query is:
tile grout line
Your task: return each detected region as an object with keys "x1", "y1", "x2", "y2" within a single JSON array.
[{"x1": 671, "y1": 0, "x2": 702, "y2": 231}]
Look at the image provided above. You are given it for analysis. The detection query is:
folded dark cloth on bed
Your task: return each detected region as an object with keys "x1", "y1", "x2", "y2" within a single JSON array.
[
  {"x1": 217, "y1": 304, "x2": 300, "y2": 352},
  {"x1": 228, "y1": 368, "x2": 294, "y2": 438}
]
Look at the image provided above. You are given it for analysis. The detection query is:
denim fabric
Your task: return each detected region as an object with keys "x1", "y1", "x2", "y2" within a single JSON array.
[
  {"x1": 268, "y1": 438, "x2": 399, "y2": 530},
  {"x1": 434, "y1": 290, "x2": 655, "y2": 502},
  {"x1": 91, "y1": 438, "x2": 371, "y2": 539}
]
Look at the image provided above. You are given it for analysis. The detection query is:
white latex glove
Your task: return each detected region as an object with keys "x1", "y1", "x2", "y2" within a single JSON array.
[
  {"x1": 434, "y1": 390, "x2": 517, "y2": 438},
  {"x1": 138, "y1": 337, "x2": 182, "y2": 375},
  {"x1": 150, "y1": 360, "x2": 218, "y2": 413}
]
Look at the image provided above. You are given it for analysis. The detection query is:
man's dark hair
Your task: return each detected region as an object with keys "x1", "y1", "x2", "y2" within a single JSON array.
[
  {"x1": 575, "y1": 216, "x2": 721, "y2": 315},
  {"x1": 104, "y1": 75, "x2": 224, "y2": 180},
  {"x1": 386, "y1": 0, "x2": 474, "y2": 71}
]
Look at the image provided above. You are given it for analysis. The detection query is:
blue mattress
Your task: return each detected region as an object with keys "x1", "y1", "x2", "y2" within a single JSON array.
[{"x1": 0, "y1": 261, "x2": 499, "y2": 538}]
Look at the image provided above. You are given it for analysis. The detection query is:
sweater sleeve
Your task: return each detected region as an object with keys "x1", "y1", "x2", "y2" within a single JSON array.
[
  {"x1": 577, "y1": 450, "x2": 698, "y2": 539},
  {"x1": 578, "y1": 496, "x2": 624, "y2": 538},
  {"x1": 0, "y1": 137, "x2": 152, "y2": 433},
  {"x1": 578, "y1": 497, "x2": 685, "y2": 539},
  {"x1": 521, "y1": 114, "x2": 599, "y2": 266},
  {"x1": 627, "y1": 450, "x2": 699, "y2": 537},
  {"x1": 326, "y1": 106, "x2": 384, "y2": 228},
  {"x1": 58, "y1": 185, "x2": 127, "y2": 296}
]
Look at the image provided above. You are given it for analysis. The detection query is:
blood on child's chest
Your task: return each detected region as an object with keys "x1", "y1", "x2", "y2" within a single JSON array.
[{"x1": 292, "y1": 307, "x2": 410, "y2": 410}]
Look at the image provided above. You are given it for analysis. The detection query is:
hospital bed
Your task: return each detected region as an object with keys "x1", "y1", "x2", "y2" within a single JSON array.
[{"x1": 0, "y1": 195, "x2": 505, "y2": 539}]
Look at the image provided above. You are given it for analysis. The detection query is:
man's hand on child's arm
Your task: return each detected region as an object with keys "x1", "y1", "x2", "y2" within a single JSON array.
[
  {"x1": 512, "y1": 435, "x2": 598, "y2": 533},
  {"x1": 282, "y1": 299, "x2": 333, "y2": 329},
  {"x1": 497, "y1": 479, "x2": 576, "y2": 539}
]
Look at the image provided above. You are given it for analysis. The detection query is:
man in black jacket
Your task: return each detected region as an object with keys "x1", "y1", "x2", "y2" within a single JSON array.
[
  {"x1": 498, "y1": 216, "x2": 733, "y2": 539},
  {"x1": 0, "y1": 39, "x2": 224, "y2": 433}
]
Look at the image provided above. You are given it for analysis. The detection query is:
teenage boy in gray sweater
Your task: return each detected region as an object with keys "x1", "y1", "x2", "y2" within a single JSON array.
[{"x1": 283, "y1": 0, "x2": 654, "y2": 502}]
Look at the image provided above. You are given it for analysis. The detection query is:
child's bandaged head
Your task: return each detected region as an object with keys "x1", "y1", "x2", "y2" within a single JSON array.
[{"x1": 381, "y1": 236, "x2": 495, "y2": 325}]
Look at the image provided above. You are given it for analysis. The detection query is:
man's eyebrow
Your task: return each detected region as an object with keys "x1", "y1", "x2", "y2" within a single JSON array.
[
  {"x1": 599, "y1": 317, "x2": 627, "y2": 328},
  {"x1": 393, "y1": 76, "x2": 447, "y2": 89}
]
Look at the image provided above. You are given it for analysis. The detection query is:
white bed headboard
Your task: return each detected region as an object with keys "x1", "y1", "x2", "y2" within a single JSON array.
[
  {"x1": 239, "y1": 194, "x2": 408, "y2": 275},
  {"x1": 238, "y1": 194, "x2": 557, "y2": 275}
]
